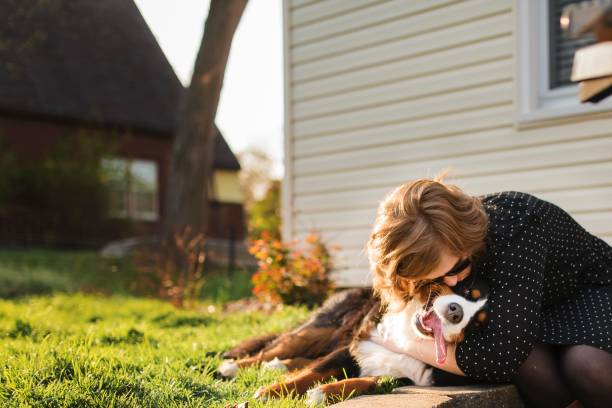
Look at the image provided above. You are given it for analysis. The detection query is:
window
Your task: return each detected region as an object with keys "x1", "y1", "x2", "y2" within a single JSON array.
[
  {"x1": 548, "y1": 0, "x2": 596, "y2": 89},
  {"x1": 517, "y1": 0, "x2": 612, "y2": 123},
  {"x1": 101, "y1": 157, "x2": 159, "y2": 221}
]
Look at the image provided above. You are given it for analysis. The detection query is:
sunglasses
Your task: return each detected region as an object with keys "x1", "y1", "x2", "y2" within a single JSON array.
[{"x1": 430, "y1": 257, "x2": 472, "y2": 285}]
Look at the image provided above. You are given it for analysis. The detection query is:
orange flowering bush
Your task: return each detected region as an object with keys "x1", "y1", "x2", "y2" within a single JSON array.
[{"x1": 249, "y1": 231, "x2": 335, "y2": 307}]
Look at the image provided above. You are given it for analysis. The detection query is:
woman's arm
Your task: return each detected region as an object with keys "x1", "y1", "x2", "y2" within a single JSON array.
[
  {"x1": 375, "y1": 329, "x2": 465, "y2": 376},
  {"x1": 408, "y1": 338, "x2": 465, "y2": 376}
]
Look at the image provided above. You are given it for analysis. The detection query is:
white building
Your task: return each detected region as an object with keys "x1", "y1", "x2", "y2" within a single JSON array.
[{"x1": 281, "y1": 0, "x2": 612, "y2": 286}]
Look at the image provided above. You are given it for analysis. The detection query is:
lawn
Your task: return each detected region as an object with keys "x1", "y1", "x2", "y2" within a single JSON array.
[
  {"x1": 0, "y1": 251, "x2": 316, "y2": 407},
  {"x1": 0, "y1": 249, "x2": 253, "y2": 303}
]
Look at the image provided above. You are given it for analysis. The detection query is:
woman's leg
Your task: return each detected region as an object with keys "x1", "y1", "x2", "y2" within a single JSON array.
[
  {"x1": 513, "y1": 344, "x2": 574, "y2": 408},
  {"x1": 560, "y1": 345, "x2": 612, "y2": 408}
]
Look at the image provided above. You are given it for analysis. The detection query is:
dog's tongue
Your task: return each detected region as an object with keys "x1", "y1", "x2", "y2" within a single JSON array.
[{"x1": 423, "y1": 312, "x2": 447, "y2": 364}]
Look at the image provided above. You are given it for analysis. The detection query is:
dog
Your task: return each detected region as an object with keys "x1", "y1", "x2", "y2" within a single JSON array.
[{"x1": 218, "y1": 273, "x2": 489, "y2": 405}]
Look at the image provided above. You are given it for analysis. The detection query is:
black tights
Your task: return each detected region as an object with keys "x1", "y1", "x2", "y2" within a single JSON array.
[{"x1": 513, "y1": 344, "x2": 612, "y2": 408}]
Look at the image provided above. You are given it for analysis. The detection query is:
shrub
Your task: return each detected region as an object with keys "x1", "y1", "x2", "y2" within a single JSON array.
[
  {"x1": 131, "y1": 228, "x2": 207, "y2": 308},
  {"x1": 247, "y1": 180, "x2": 281, "y2": 241},
  {"x1": 249, "y1": 231, "x2": 335, "y2": 307}
]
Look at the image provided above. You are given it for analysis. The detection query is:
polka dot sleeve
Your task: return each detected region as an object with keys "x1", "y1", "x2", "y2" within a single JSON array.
[{"x1": 455, "y1": 219, "x2": 548, "y2": 382}]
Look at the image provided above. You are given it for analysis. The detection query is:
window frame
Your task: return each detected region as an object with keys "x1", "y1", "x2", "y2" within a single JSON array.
[
  {"x1": 102, "y1": 157, "x2": 159, "y2": 222},
  {"x1": 516, "y1": 0, "x2": 612, "y2": 124}
]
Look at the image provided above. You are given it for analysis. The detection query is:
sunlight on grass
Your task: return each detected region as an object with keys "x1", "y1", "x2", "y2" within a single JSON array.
[
  {"x1": 0, "y1": 294, "x2": 312, "y2": 407},
  {"x1": 0, "y1": 250, "x2": 324, "y2": 406}
]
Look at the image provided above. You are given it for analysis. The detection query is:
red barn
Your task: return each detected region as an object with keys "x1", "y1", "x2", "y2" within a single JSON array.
[{"x1": 0, "y1": 0, "x2": 245, "y2": 247}]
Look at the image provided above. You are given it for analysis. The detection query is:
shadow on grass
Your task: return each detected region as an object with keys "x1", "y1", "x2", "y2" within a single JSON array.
[
  {"x1": 0, "y1": 249, "x2": 255, "y2": 304},
  {"x1": 157, "y1": 315, "x2": 218, "y2": 328},
  {"x1": 0, "y1": 249, "x2": 131, "y2": 298},
  {"x1": 99, "y1": 328, "x2": 146, "y2": 345}
]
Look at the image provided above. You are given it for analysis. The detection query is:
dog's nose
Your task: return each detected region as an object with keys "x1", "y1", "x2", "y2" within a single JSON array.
[{"x1": 445, "y1": 302, "x2": 463, "y2": 324}]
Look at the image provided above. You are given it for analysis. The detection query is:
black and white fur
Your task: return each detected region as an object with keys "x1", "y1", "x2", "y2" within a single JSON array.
[{"x1": 219, "y1": 275, "x2": 489, "y2": 406}]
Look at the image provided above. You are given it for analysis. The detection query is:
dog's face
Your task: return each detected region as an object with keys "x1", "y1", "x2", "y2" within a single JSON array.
[{"x1": 411, "y1": 275, "x2": 489, "y2": 364}]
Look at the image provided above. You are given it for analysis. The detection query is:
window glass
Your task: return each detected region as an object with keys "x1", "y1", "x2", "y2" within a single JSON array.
[
  {"x1": 131, "y1": 159, "x2": 157, "y2": 193},
  {"x1": 133, "y1": 192, "x2": 154, "y2": 214},
  {"x1": 549, "y1": 0, "x2": 596, "y2": 89},
  {"x1": 100, "y1": 157, "x2": 158, "y2": 221}
]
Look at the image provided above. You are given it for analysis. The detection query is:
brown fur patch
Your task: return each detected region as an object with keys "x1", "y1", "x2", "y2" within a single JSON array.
[
  {"x1": 225, "y1": 290, "x2": 379, "y2": 375},
  {"x1": 413, "y1": 282, "x2": 454, "y2": 306},
  {"x1": 280, "y1": 357, "x2": 314, "y2": 371},
  {"x1": 318, "y1": 376, "x2": 380, "y2": 402},
  {"x1": 255, "y1": 367, "x2": 339, "y2": 398},
  {"x1": 232, "y1": 326, "x2": 336, "y2": 369},
  {"x1": 477, "y1": 310, "x2": 487, "y2": 322},
  {"x1": 222, "y1": 333, "x2": 278, "y2": 359},
  {"x1": 448, "y1": 332, "x2": 465, "y2": 344}
]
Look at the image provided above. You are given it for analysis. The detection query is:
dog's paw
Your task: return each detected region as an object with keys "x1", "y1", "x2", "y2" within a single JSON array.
[
  {"x1": 253, "y1": 386, "x2": 270, "y2": 401},
  {"x1": 253, "y1": 382, "x2": 292, "y2": 400},
  {"x1": 306, "y1": 386, "x2": 326, "y2": 406},
  {"x1": 262, "y1": 357, "x2": 287, "y2": 372},
  {"x1": 218, "y1": 360, "x2": 239, "y2": 378}
]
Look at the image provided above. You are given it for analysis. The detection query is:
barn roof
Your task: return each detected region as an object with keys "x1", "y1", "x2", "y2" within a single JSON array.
[{"x1": 0, "y1": 0, "x2": 240, "y2": 170}]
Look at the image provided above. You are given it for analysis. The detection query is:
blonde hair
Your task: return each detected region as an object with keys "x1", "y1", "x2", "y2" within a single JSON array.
[{"x1": 367, "y1": 176, "x2": 488, "y2": 305}]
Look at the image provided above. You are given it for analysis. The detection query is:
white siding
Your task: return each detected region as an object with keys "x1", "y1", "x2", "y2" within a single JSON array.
[{"x1": 283, "y1": 0, "x2": 612, "y2": 286}]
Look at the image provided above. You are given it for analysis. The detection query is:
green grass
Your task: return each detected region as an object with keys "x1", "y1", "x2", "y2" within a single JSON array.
[
  {"x1": 0, "y1": 293, "x2": 315, "y2": 407},
  {"x1": 0, "y1": 249, "x2": 254, "y2": 303},
  {"x1": 0, "y1": 250, "x2": 322, "y2": 406},
  {"x1": 0, "y1": 250, "x2": 130, "y2": 298}
]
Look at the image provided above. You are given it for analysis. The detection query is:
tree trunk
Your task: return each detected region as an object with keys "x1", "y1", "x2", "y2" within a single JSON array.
[{"x1": 165, "y1": 0, "x2": 248, "y2": 235}]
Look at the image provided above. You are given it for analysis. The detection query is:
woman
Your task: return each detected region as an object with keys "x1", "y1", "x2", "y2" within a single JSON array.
[{"x1": 368, "y1": 178, "x2": 612, "y2": 408}]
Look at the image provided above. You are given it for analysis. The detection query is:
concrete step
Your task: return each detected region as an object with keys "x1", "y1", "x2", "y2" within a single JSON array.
[{"x1": 330, "y1": 385, "x2": 524, "y2": 408}]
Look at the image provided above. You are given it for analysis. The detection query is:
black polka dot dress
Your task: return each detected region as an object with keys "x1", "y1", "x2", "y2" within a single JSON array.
[{"x1": 455, "y1": 191, "x2": 612, "y2": 382}]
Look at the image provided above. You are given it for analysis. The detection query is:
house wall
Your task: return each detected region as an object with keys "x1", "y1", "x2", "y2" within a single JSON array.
[
  {"x1": 0, "y1": 115, "x2": 171, "y2": 235},
  {"x1": 212, "y1": 170, "x2": 245, "y2": 204},
  {"x1": 282, "y1": 0, "x2": 612, "y2": 286},
  {"x1": 0, "y1": 115, "x2": 246, "y2": 244}
]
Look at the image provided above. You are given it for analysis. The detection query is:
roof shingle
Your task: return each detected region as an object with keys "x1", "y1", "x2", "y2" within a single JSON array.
[{"x1": 0, "y1": 0, "x2": 240, "y2": 170}]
